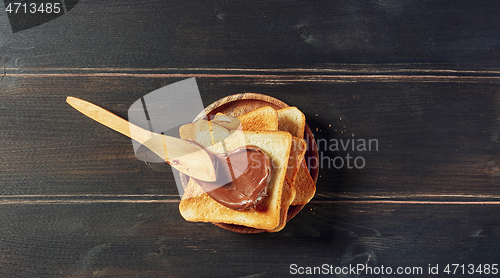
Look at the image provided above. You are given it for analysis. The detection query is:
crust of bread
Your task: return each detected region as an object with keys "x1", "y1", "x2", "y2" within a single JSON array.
[
  {"x1": 277, "y1": 107, "x2": 305, "y2": 138},
  {"x1": 286, "y1": 137, "x2": 307, "y2": 186},
  {"x1": 179, "y1": 131, "x2": 292, "y2": 230},
  {"x1": 266, "y1": 176, "x2": 296, "y2": 232},
  {"x1": 291, "y1": 160, "x2": 316, "y2": 205}
]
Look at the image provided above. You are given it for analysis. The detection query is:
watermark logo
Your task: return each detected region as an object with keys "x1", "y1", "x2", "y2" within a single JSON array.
[
  {"x1": 128, "y1": 77, "x2": 206, "y2": 197},
  {"x1": 4, "y1": 0, "x2": 79, "y2": 32},
  {"x1": 127, "y1": 78, "x2": 378, "y2": 198},
  {"x1": 128, "y1": 78, "x2": 265, "y2": 198},
  {"x1": 309, "y1": 134, "x2": 379, "y2": 170}
]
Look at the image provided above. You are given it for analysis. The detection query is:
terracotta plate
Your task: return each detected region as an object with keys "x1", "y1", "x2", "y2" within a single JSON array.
[{"x1": 181, "y1": 93, "x2": 319, "y2": 233}]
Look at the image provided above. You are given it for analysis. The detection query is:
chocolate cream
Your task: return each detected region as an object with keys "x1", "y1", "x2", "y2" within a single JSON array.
[{"x1": 193, "y1": 145, "x2": 272, "y2": 210}]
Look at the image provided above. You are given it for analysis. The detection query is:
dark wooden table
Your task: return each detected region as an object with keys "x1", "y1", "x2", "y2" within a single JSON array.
[{"x1": 1, "y1": 1, "x2": 500, "y2": 277}]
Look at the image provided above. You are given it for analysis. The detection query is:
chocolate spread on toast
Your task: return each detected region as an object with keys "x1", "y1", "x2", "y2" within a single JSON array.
[{"x1": 194, "y1": 146, "x2": 271, "y2": 210}]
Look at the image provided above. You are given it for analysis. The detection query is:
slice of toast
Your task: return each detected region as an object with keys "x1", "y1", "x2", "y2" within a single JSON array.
[
  {"x1": 214, "y1": 111, "x2": 305, "y2": 187},
  {"x1": 286, "y1": 137, "x2": 307, "y2": 186},
  {"x1": 277, "y1": 107, "x2": 305, "y2": 138},
  {"x1": 193, "y1": 119, "x2": 231, "y2": 147},
  {"x1": 213, "y1": 113, "x2": 242, "y2": 130},
  {"x1": 179, "y1": 123, "x2": 195, "y2": 141},
  {"x1": 267, "y1": 137, "x2": 306, "y2": 232},
  {"x1": 179, "y1": 119, "x2": 245, "y2": 154},
  {"x1": 237, "y1": 106, "x2": 278, "y2": 131},
  {"x1": 179, "y1": 120, "x2": 231, "y2": 146},
  {"x1": 276, "y1": 107, "x2": 316, "y2": 205},
  {"x1": 179, "y1": 131, "x2": 292, "y2": 230},
  {"x1": 291, "y1": 160, "x2": 316, "y2": 205},
  {"x1": 266, "y1": 176, "x2": 296, "y2": 232}
]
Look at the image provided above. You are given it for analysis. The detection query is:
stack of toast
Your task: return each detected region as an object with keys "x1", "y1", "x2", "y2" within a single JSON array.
[{"x1": 178, "y1": 106, "x2": 316, "y2": 232}]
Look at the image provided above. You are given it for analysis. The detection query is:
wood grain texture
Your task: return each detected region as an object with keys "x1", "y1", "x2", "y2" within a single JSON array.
[
  {"x1": 0, "y1": 1, "x2": 499, "y2": 69},
  {"x1": 66, "y1": 96, "x2": 218, "y2": 182},
  {"x1": 1, "y1": 0, "x2": 500, "y2": 276},
  {"x1": 0, "y1": 202, "x2": 499, "y2": 277},
  {"x1": 1, "y1": 74, "x2": 498, "y2": 198}
]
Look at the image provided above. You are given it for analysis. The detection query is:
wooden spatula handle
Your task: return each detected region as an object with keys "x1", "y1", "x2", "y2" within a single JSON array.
[
  {"x1": 66, "y1": 97, "x2": 152, "y2": 143},
  {"x1": 66, "y1": 96, "x2": 217, "y2": 182}
]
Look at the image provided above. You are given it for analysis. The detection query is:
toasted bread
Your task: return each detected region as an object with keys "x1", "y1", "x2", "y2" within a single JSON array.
[
  {"x1": 179, "y1": 105, "x2": 314, "y2": 232},
  {"x1": 237, "y1": 106, "x2": 278, "y2": 131},
  {"x1": 216, "y1": 110, "x2": 305, "y2": 187},
  {"x1": 269, "y1": 137, "x2": 306, "y2": 232},
  {"x1": 213, "y1": 113, "x2": 242, "y2": 130},
  {"x1": 179, "y1": 131, "x2": 292, "y2": 230},
  {"x1": 266, "y1": 176, "x2": 296, "y2": 232},
  {"x1": 180, "y1": 118, "x2": 246, "y2": 154},
  {"x1": 193, "y1": 119, "x2": 231, "y2": 148},
  {"x1": 286, "y1": 137, "x2": 307, "y2": 186},
  {"x1": 276, "y1": 107, "x2": 315, "y2": 205},
  {"x1": 291, "y1": 160, "x2": 316, "y2": 205},
  {"x1": 277, "y1": 107, "x2": 305, "y2": 138},
  {"x1": 179, "y1": 123, "x2": 195, "y2": 141}
]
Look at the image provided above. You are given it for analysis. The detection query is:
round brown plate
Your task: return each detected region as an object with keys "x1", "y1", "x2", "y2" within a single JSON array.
[{"x1": 181, "y1": 93, "x2": 319, "y2": 233}]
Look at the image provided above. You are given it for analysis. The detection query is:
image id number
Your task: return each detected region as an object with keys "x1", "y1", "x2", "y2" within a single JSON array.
[
  {"x1": 443, "y1": 264, "x2": 498, "y2": 275},
  {"x1": 6, "y1": 2, "x2": 62, "y2": 14}
]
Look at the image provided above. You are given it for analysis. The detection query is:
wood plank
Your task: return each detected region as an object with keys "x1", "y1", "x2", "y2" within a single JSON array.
[
  {"x1": 0, "y1": 73, "x2": 498, "y2": 199},
  {"x1": 1, "y1": 1, "x2": 499, "y2": 69},
  {"x1": 0, "y1": 1, "x2": 499, "y2": 276},
  {"x1": 0, "y1": 202, "x2": 499, "y2": 277}
]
